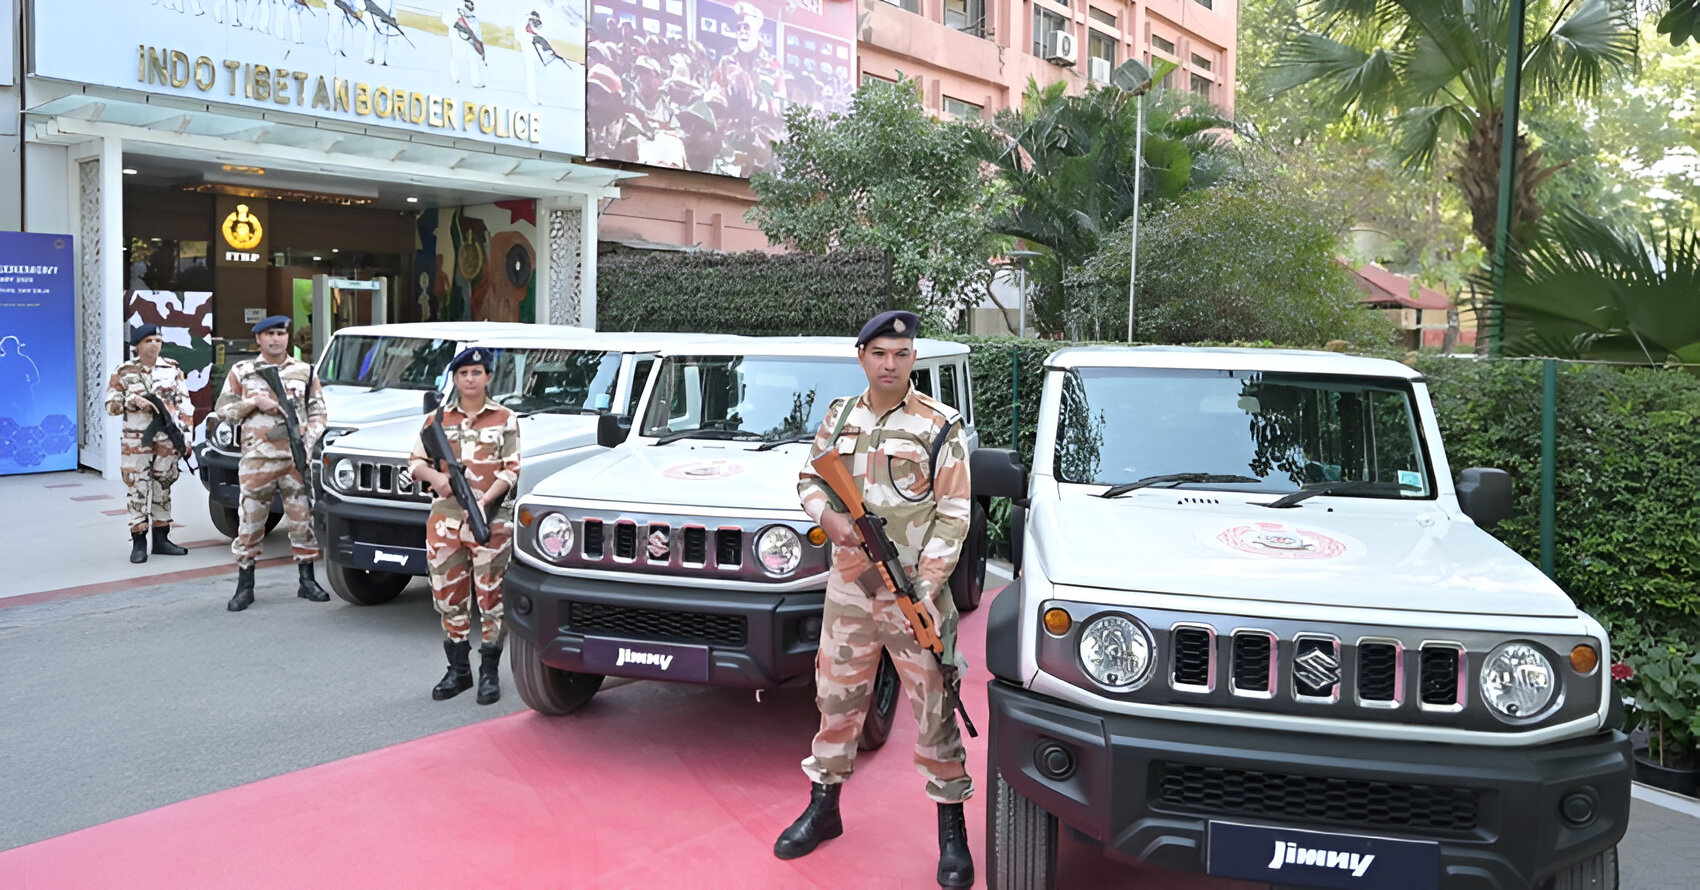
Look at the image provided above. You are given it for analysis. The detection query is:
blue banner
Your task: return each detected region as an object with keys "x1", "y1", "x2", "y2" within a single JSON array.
[{"x1": 0, "y1": 232, "x2": 78, "y2": 475}]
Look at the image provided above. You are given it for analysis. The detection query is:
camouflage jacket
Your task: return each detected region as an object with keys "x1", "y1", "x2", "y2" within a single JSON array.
[
  {"x1": 798, "y1": 385, "x2": 971, "y2": 603},
  {"x1": 104, "y1": 357, "x2": 193, "y2": 437},
  {"x1": 214, "y1": 356, "x2": 327, "y2": 460},
  {"x1": 407, "y1": 398, "x2": 522, "y2": 518}
]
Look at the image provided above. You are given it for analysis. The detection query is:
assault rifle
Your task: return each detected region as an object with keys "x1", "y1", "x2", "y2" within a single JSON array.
[
  {"x1": 257, "y1": 365, "x2": 311, "y2": 482},
  {"x1": 139, "y1": 392, "x2": 189, "y2": 459},
  {"x1": 421, "y1": 405, "x2": 492, "y2": 545},
  {"x1": 454, "y1": 13, "x2": 487, "y2": 59},
  {"x1": 811, "y1": 450, "x2": 977, "y2": 738},
  {"x1": 364, "y1": 1, "x2": 417, "y2": 48}
]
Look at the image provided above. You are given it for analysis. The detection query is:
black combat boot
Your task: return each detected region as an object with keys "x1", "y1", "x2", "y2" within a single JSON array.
[
  {"x1": 936, "y1": 802, "x2": 974, "y2": 888},
  {"x1": 432, "y1": 640, "x2": 474, "y2": 700},
  {"x1": 296, "y1": 561, "x2": 330, "y2": 602},
  {"x1": 129, "y1": 532, "x2": 149, "y2": 564},
  {"x1": 476, "y1": 642, "x2": 503, "y2": 705},
  {"x1": 773, "y1": 782, "x2": 843, "y2": 860},
  {"x1": 151, "y1": 526, "x2": 188, "y2": 556},
  {"x1": 227, "y1": 565, "x2": 256, "y2": 611}
]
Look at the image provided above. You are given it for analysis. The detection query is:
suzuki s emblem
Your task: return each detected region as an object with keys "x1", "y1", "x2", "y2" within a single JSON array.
[
  {"x1": 1294, "y1": 646, "x2": 1342, "y2": 690},
  {"x1": 646, "y1": 529, "x2": 669, "y2": 559}
]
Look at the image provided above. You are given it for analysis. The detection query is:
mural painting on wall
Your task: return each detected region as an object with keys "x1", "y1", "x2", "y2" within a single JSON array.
[
  {"x1": 417, "y1": 200, "x2": 538, "y2": 323},
  {"x1": 125, "y1": 291, "x2": 216, "y2": 462},
  {"x1": 586, "y1": 0, "x2": 855, "y2": 177}
]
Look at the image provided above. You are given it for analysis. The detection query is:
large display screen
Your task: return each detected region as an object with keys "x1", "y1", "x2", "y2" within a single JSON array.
[
  {"x1": 32, "y1": 1, "x2": 587, "y2": 156},
  {"x1": 586, "y1": 0, "x2": 855, "y2": 177},
  {"x1": 0, "y1": 232, "x2": 78, "y2": 475}
]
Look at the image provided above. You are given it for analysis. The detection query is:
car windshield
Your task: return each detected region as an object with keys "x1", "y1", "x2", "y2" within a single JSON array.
[
  {"x1": 489, "y1": 348, "x2": 625, "y2": 415},
  {"x1": 318, "y1": 335, "x2": 459, "y2": 390},
  {"x1": 1054, "y1": 367, "x2": 1433, "y2": 498},
  {"x1": 641, "y1": 355, "x2": 869, "y2": 440}
]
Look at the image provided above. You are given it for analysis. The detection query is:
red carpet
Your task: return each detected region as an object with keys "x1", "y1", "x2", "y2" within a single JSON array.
[{"x1": 2, "y1": 585, "x2": 1252, "y2": 889}]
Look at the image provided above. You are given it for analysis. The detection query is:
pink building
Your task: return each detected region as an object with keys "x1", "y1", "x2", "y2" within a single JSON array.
[{"x1": 595, "y1": 0, "x2": 1239, "y2": 254}]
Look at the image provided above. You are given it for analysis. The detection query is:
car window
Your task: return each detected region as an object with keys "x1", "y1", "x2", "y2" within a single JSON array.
[
  {"x1": 911, "y1": 368, "x2": 934, "y2": 397},
  {"x1": 938, "y1": 363, "x2": 960, "y2": 412},
  {"x1": 625, "y1": 357, "x2": 655, "y2": 417}
]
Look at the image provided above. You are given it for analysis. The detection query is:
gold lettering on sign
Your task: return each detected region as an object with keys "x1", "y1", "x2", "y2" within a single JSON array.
[
  {"x1": 253, "y1": 64, "x2": 271, "y2": 101},
  {"x1": 224, "y1": 59, "x2": 241, "y2": 96},
  {"x1": 194, "y1": 56, "x2": 216, "y2": 91},
  {"x1": 146, "y1": 47, "x2": 168, "y2": 85},
  {"x1": 292, "y1": 71, "x2": 309, "y2": 106},
  {"x1": 373, "y1": 86, "x2": 391, "y2": 119},
  {"x1": 169, "y1": 50, "x2": 190, "y2": 87},
  {"x1": 273, "y1": 68, "x2": 290, "y2": 105},
  {"x1": 334, "y1": 78, "x2": 350, "y2": 113},
  {"x1": 354, "y1": 82, "x2": 370, "y2": 116},
  {"x1": 312, "y1": 76, "x2": 332, "y2": 110}
]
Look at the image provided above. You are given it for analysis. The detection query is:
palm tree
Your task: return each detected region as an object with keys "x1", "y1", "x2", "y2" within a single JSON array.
[
  {"x1": 1488, "y1": 209, "x2": 1700, "y2": 363},
  {"x1": 1270, "y1": 0, "x2": 1638, "y2": 252},
  {"x1": 975, "y1": 79, "x2": 1238, "y2": 333}
]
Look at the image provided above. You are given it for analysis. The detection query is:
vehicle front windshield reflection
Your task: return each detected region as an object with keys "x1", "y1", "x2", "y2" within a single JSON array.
[
  {"x1": 642, "y1": 356, "x2": 868, "y2": 439},
  {"x1": 318, "y1": 336, "x2": 457, "y2": 389},
  {"x1": 488, "y1": 349, "x2": 623, "y2": 414},
  {"x1": 1055, "y1": 367, "x2": 1432, "y2": 497}
]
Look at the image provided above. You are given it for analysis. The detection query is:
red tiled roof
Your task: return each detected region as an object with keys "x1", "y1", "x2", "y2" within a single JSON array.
[{"x1": 1342, "y1": 260, "x2": 1453, "y2": 311}]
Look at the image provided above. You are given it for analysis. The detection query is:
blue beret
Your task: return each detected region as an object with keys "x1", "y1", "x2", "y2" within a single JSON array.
[
  {"x1": 856, "y1": 310, "x2": 920, "y2": 347},
  {"x1": 447, "y1": 346, "x2": 496, "y2": 373},
  {"x1": 130, "y1": 323, "x2": 160, "y2": 346},
  {"x1": 252, "y1": 315, "x2": 292, "y2": 335}
]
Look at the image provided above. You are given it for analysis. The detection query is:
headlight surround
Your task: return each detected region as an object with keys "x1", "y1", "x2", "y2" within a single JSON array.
[
  {"x1": 536, "y1": 513, "x2": 575, "y2": 562},
  {"x1": 755, "y1": 525, "x2": 803, "y2": 576},
  {"x1": 321, "y1": 426, "x2": 355, "y2": 448},
  {"x1": 1479, "y1": 642, "x2": 1558, "y2": 721},
  {"x1": 332, "y1": 458, "x2": 356, "y2": 492},
  {"x1": 212, "y1": 421, "x2": 235, "y2": 449},
  {"x1": 1077, "y1": 614, "x2": 1153, "y2": 690}
]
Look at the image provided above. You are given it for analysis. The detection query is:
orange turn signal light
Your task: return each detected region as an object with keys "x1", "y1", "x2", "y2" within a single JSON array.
[
  {"x1": 1570, "y1": 644, "x2": 1599, "y2": 675},
  {"x1": 807, "y1": 527, "x2": 828, "y2": 546},
  {"x1": 518, "y1": 508, "x2": 534, "y2": 527},
  {"x1": 1043, "y1": 608, "x2": 1072, "y2": 636}
]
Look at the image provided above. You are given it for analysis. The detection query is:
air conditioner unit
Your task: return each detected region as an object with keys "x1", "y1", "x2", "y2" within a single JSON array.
[
  {"x1": 1044, "y1": 30, "x2": 1077, "y2": 66},
  {"x1": 1088, "y1": 56, "x2": 1111, "y2": 82}
]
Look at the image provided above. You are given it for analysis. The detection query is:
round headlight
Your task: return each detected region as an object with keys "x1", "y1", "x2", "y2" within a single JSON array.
[
  {"x1": 212, "y1": 421, "x2": 234, "y2": 449},
  {"x1": 755, "y1": 526, "x2": 803, "y2": 575},
  {"x1": 1078, "y1": 615, "x2": 1153, "y2": 690},
  {"x1": 332, "y1": 458, "x2": 356, "y2": 491},
  {"x1": 1480, "y1": 642, "x2": 1557, "y2": 720},
  {"x1": 536, "y1": 513, "x2": 575, "y2": 561}
]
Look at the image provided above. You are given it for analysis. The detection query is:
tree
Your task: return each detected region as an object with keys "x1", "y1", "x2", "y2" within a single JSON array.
[
  {"x1": 1070, "y1": 177, "x2": 1395, "y2": 347},
  {"x1": 975, "y1": 80, "x2": 1239, "y2": 334},
  {"x1": 1488, "y1": 209, "x2": 1700, "y2": 363},
  {"x1": 747, "y1": 77, "x2": 1009, "y2": 321},
  {"x1": 1270, "y1": 0, "x2": 1639, "y2": 252}
]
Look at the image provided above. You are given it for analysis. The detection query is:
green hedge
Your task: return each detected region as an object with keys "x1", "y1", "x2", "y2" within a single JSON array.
[
  {"x1": 597, "y1": 248, "x2": 894, "y2": 335},
  {"x1": 959, "y1": 336, "x2": 1700, "y2": 633}
]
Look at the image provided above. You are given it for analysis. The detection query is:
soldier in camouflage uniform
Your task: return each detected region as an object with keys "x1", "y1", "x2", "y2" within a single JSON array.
[
  {"x1": 215, "y1": 315, "x2": 331, "y2": 612},
  {"x1": 103, "y1": 324, "x2": 193, "y2": 563},
  {"x1": 776, "y1": 311, "x2": 976, "y2": 888},
  {"x1": 407, "y1": 347, "x2": 520, "y2": 705}
]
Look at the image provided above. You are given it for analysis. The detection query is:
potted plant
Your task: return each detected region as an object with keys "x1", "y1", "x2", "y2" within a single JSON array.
[{"x1": 1611, "y1": 617, "x2": 1700, "y2": 797}]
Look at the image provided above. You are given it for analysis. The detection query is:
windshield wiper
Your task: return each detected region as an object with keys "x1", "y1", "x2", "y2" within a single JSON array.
[
  {"x1": 1262, "y1": 480, "x2": 1418, "y2": 509},
  {"x1": 1098, "y1": 473, "x2": 1261, "y2": 498},
  {"x1": 752, "y1": 433, "x2": 814, "y2": 452},
  {"x1": 652, "y1": 428, "x2": 763, "y2": 446}
]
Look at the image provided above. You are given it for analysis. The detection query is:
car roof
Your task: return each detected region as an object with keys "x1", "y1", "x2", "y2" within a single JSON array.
[
  {"x1": 1045, "y1": 345, "x2": 1423, "y2": 380},
  {"x1": 324, "y1": 321, "x2": 576, "y2": 340},
  {"x1": 652, "y1": 336, "x2": 969, "y2": 360},
  {"x1": 472, "y1": 331, "x2": 749, "y2": 351}
]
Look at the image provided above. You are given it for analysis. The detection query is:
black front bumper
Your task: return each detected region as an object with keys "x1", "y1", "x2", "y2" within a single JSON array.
[
  {"x1": 504, "y1": 561, "x2": 825, "y2": 689},
  {"x1": 988, "y1": 681, "x2": 1632, "y2": 890},
  {"x1": 195, "y1": 444, "x2": 286, "y2": 513},
  {"x1": 318, "y1": 487, "x2": 431, "y2": 576}
]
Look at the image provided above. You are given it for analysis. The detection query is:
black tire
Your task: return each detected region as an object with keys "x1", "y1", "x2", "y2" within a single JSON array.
[
  {"x1": 1543, "y1": 847, "x2": 1617, "y2": 890},
  {"x1": 949, "y1": 503, "x2": 988, "y2": 613},
  {"x1": 510, "y1": 630, "x2": 604, "y2": 716},
  {"x1": 324, "y1": 561, "x2": 410, "y2": 606},
  {"x1": 857, "y1": 648, "x2": 901, "y2": 751},
  {"x1": 208, "y1": 504, "x2": 282, "y2": 538},
  {"x1": 988, "y1": 765, "x2": 1058, "y2": 890}
]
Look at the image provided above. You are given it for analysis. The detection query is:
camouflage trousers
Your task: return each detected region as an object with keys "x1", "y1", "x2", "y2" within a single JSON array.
[
  {"x1": 801, "y1": 578, "x2": 973, "y2": 804},
  {"x1": 424, "y1": 502, "x2": 513, "y2": 644},
  {"x1": 119, "y1": 431, "x2": 180, "y2": 534},
  {"x1": 231, "y1": 457, "x2": 318, "y2": 567}
]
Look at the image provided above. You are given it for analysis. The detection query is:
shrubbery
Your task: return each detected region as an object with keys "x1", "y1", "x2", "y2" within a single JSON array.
[{"x1": 597, "y1": 248, "x2": 893, "y2": 336}]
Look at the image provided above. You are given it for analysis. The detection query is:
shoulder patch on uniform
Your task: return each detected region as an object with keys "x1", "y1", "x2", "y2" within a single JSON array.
[{"x1": 910, "y1": 391, "x2": 961, "y2": 425}]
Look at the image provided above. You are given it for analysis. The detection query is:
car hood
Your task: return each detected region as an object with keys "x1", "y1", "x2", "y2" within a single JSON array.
[
  {"x1": 324, "y1": 411, "x2": 601, "y2": 458},
  {"x1": 321, "y1": 385, "x2": 438, "y2": 427},
  {"x1": 527, "y1": 440, "x2": 815, "y2": 513},
  {"x1": 1031, "y1": 486, "x2": 1577, "y2": 618}
]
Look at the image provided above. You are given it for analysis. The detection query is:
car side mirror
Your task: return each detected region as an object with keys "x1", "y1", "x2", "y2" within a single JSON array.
[
  {"x1": 422, "y1": 391, "x2": 442, "y2": 413},
  {"x1": 1456, "y1": 468, "x2": 1513, "y2": 530},
  {"x1": 971, "y1": 448, "x2": 1028, "y2": 502},
  {"x1": 597, "y1": 413, "x2": 632, "y2": 449}
]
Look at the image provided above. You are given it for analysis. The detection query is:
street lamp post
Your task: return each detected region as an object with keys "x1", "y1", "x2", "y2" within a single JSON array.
[
  {"x1": 1111, "y1": 60, "x2": 1156, "y2": 343},
  {"x1": 1008, "y1": 249, "x2": 1042, "y2": 338}
]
